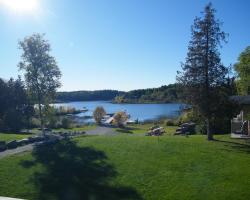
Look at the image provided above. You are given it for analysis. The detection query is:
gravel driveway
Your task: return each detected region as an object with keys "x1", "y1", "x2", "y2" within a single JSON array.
[
  {"x1": 0, "y1": 143, "x2": 36, "y2": 159},
  {"x1": 85, "y1": 126, "x2": 117, "y2": 135}
]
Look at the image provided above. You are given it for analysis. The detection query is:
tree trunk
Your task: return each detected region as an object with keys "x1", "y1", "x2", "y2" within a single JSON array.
[
  {"x1": 206, "y1": 118, "x2": 213, "y2": 140},
  {"x1": 38, "y1": 101, "x2": 45, "y2": 136},
  {"x1": 205, "y1": 23, "x2": 213, "y2": 141}
]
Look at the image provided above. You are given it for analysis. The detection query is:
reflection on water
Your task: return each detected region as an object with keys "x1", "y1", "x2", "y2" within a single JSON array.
[{"x1": 54, "y1": 101, "x2": 184, "y2": 123}]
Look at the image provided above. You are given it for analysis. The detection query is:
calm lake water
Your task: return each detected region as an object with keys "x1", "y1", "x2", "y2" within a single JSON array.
[{"x1": 55, "y1": 101, "x2": 184, "y2": 123}]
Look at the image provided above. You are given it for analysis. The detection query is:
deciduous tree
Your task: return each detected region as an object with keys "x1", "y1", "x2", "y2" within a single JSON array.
[
  {"x1": 234, "y1": 46, "x2": 250, "y2": 95},
  {"x1": 113, "y1": 111, "x2": 128, "y2": 127},
  {"x1": 93, "y1": 106, "x2": 106, "y2": 124},
  {"x1": 19, "y1": 34, "x2": 61, "y2": 134}
]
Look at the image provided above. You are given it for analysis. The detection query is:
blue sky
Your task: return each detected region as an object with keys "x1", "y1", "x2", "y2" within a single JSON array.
[{"x1": 0, "y1": 0, "x2": 250, "y2": 91}]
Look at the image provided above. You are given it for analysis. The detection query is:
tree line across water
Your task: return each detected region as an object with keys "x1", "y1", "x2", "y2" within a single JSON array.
[
  {"x1": 114, "y1": 84, "x2": 180, "y2": 103},
  {"x1": 56, "y1": 90, "x2": 125, "y2": 102},
  {"x1": 55, "y1": 84, "x2": 180, "y2": 103}
]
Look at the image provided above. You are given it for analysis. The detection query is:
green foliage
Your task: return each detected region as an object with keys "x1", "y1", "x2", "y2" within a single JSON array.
[
  {"x1": 56, "y1": 90, "x2": 125, "y2": 102},
  {"x1": 61, "y1": 117, "x2": 72, "y2": 129},
  {"x1": 0, "y1": 78, "x2": 34, "y2": 132},
  {"x1": 243, "y1": 106, "x2": 250, "y2": 120},
  {"x1": 177, "y1": 3, "x2": 229, "y2": 140},
  {"x1": 114, "y1": 84, "x2": 179, "y2": 103},
  {"x1": 93, "y1": 106, "x2": 106, "y2": 124},
  {"x1": 165, "y1": 119, "x2": 176, "y2": 126},
  {"x1": 30, "y1": 117, "x2": 41, "y2": 128},
  {"x1": 54, "y1": 106, "x2": 81, "y2": 115},
  {"x1": 195, "y1": 123, "x2": 208, "y2": 135},
  {"x1": 0, "y1": 133, "x2": 33, "y2": 142},
  {"x1": 18, "y1": 33, "x2": 61, "y2": 131},
  {"x1": 234, "y1": 46, "x2": 250, "y2": 95},
  {"x1": 42, "y1": 105, "x2": 57, "y2": 129},
  {"x1": 113, "y1": 112, "x2": 128, "y2": 127},
  {"x1": 178, "y1": 109, "x2": 200, "y2": 124}
]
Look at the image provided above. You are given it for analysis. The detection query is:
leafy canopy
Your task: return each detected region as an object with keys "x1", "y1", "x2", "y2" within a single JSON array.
[
  {"x1": 234, "y1": 46, "x2": 250, "y2": 95},
  {"x1": 18, "y1": 33, "x2": 61, "y2": 103}
]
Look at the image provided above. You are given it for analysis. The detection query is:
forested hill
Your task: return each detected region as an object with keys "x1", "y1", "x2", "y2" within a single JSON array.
[
  {"x1": 56, "y1": 84, "x2": 180, "y2": 103},
  {"x1": 113, "y1": 84, "x2": 180, "y2": 103},
  {"x1": 56, "y1": 90, "x2": 125, "y2": 102}
]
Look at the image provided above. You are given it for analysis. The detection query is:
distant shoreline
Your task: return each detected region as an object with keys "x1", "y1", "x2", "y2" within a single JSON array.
[
  {"x1": 56, "y1": 84, "x2": 180, "y2": 105},
  {"x1": 54, "y1": 100, "x2": 183, "y2": 105}
]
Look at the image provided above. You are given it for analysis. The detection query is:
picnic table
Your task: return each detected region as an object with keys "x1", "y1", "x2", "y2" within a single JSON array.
[{"x1": 146, "y1": 126, "x2": 165, "y2": 136}]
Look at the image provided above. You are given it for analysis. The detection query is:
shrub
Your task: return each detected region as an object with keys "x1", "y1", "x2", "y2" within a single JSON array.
[
  {"x1": 166, "y1": 120, "x2": 175, "y2": 126},
  {"x1": 93, "y1": 106, "x2": 106, "y2": 124},
  {"x1": 31, "y1": 117, "x2": 41, "y2": 128},
  {"x1": 113, "y1": 112, "x2": 128, "y2": 127},
  {"x1": 47, "y1": 117, "x2": 60, "y2": 129},
  {"x1": 178, "y1": 109, "x2": 199, "y2": 124},
  {"x1": 196, "y1": 123, "x2": 207, "y2": 135},
  {"x1": 61, "y1": 118, "x2": 72, "y2": 129}
]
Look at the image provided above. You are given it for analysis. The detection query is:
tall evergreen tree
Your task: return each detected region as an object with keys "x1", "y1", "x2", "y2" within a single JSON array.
[
  {"x1": 177, "y1": 3, "x2": 228, "y2": 140},
  {"x1": 0, "y1": 77, "x2": 34, "y2": 132}
]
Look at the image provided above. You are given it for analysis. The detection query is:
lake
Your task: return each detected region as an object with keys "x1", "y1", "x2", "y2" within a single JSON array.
[{"x1": 55, "y1": 101, "x2": 184, "y2": 123}]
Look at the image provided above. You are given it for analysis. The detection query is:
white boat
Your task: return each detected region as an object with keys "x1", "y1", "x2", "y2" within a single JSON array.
[{"x1": 80, "y1": 107, "x2": 88, "y2": 112}]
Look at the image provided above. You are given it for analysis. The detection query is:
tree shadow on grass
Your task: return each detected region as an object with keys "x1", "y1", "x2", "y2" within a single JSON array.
[
  {"x1": 116, "y1": 127, "x2": 141, "y2": 134},
  {"x1": 20, "y1": 139, "x2": 143, "y2": 200},
  {"x1": 116, "y1": 128, "x2": 133, "y2": 134},
  {"x1": 214, "y1": 139, "x2": 250, "y2": 154}
]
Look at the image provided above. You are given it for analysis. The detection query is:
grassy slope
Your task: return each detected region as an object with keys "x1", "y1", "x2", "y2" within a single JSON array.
[
  {"x1": 0, "y1": 133, "x2": 33, "y2": 142},
  {"x1": 0, "y1": 134, "x2": 250, "y2": 200}
]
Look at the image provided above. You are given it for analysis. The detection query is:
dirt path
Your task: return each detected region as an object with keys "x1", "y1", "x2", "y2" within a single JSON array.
[
  {"x1": 85, "y1": 126, "x2": 117, "y2": 135},
  {"x1": 0, "y1": 143, "x2": 37, "y2": 159}
]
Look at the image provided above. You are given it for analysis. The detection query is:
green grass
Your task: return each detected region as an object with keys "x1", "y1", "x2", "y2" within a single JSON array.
[
  {"x1": 30, "y1": 124, "x2": 97, "y2": 134},
  {"x1": 0, "y1": 125, "x2": 96, "y2": 142},
  {"x1": 0, "y1": 133, "x2": 33, "y2": 142},
  {"x1": 115, "y1": 123, "x2": 178, "y2": 135},
  {"x1": 0, "y1": 134, "x2": 250, "y2": 200},
  {"x1": 52, "y1": 124, "x2": 97, "y2": 132}
]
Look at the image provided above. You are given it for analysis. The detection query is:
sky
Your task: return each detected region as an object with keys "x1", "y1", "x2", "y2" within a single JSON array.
[{"x1": 0, "y1": 0, "x2": 250, "y2": 91}]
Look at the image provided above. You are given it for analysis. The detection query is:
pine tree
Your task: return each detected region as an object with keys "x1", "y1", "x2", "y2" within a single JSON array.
[{"x1": 177, "y1": 3, "x2": 228, "y2": 140}]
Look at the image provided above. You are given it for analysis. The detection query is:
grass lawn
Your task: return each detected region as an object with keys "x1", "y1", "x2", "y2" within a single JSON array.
[
  {"x1": 0, "y1": 133, "x2": 33, "y2": 142},
  {"x1": 30, "y1": 124, "x2": 97, "y2": 134},
  {"x1": 0, "y1": 133, "x2": 250, "y2": 200},
  {"x1": 115, "y1": 123, "x2": 178, "y2": 135},
  {"x1": 52, "y1": 124, "x2": 97, "y2": 132}
]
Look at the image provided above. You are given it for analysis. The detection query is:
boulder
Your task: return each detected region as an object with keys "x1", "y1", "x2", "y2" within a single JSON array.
[
  {"x1": 175, "y1": 122, "x2": 196, "y2": 135},
  {"x1": 18, "y1": 138, "x2": 30, "y2": 146},
  {"x1": 6, "y1": 140, "x2": 18, "y2": 149}
]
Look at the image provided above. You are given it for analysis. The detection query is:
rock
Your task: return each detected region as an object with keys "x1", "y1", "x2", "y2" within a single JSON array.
[
  {"x1": 6, "y1": 140, "x2": 18, "y2": 149},
  {"x1": 17, "y1": 138, "x2": 30, "y2": 146},
  {"x1": 175, "y1": 122, "x2": 196, "y2": 135}
]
